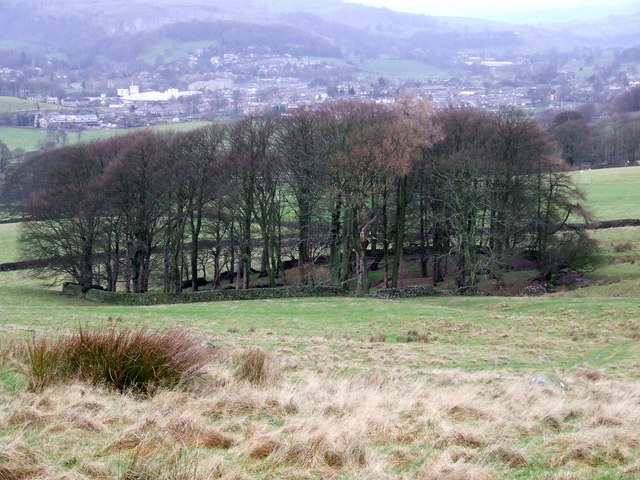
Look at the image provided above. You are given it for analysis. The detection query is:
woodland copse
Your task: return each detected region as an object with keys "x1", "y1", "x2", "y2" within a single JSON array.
[{"x1": 3, "y1": 98, "x2": 598, "y2": 296}]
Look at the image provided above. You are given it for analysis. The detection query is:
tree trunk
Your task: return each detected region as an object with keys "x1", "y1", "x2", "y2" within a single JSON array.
[
  {"x1": 391, "y1": 177, "x2": 409, "y2": 288},
  {"x1": 330, "y1": 196, "x2": 342, "y2": 283}
]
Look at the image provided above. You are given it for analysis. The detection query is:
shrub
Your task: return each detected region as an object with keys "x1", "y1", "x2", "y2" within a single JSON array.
[
  {"x1": 24, "y1": 327, "x2": 211, "y2": 394},
  {"x1": 539, "y1": 231, "x2": 602, "y2": 281}
]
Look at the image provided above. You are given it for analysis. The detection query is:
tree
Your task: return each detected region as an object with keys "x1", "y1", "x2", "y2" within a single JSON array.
[
  {"x1": 275, "y1": 107, "x2": 327, "y2": 284},
  {"x1": 550, "y1": 110, "x2": 594, "y2": 167},
  {"x1": 101, "y1": 130, "x2": 173, "y2": 293},
  {"x1": 430, "y1": 107, "x2": 496, "y2": 287},
  {"x1": 18, "y1": 144, "x2": 106, "y2": 291},
  {"x1": 182, "y1": 124, "x2": 228, "y2": 291},
  {"x1": 0, "y1": 139, "x2": 11, "y2": 174},
  {"x1": 319, "y1": 100, "x2": 391, "y2": 294},
  {"x1": 7, "y1": 100, "x2": 598, "y2": 294},
  {"x1": 620, "y1": 120, "x2": 640, "y2": 165},
  {"x1": 490, "y1": 110, "x2": 546, "y2": 247},
  {"x1": 610, "y1": 85, "x2": 640, "y2": 114},
  {"x1": 227, "y1": 113, "x2": 275, "y2": 288},
  {"x1": 384, "y1": 94, "x2": 440, "y2": 288}
]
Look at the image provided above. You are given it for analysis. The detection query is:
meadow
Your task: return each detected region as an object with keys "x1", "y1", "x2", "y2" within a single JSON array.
[
  {"x1": 574, "y1": 166, "x2": 640, "y2": 221},
  {"x1": 1, "y1": 167, "x2": 640, "y2": 479},
  {"x1": 0, "y1": 121, "x2": 213, "y2": 153},
  {"x1": 0, "y1": 96, "x2": 68, "y2": 114}
]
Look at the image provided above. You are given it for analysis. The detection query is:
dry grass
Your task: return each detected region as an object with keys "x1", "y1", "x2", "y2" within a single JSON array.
[
  {"x1": 0, "y1": 439, "x2": 47, "y2": 480},
  {"x1": 1, "y1": 332, "x2": 640, "y2": 479},
  {"x1": 233, "y1": 347, "x2": 280, "y2": 387}
]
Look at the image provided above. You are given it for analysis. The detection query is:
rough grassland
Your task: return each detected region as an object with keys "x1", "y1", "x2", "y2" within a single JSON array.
[{"x1": 1, "y1": 169, "x2": 640, "y2": 479}]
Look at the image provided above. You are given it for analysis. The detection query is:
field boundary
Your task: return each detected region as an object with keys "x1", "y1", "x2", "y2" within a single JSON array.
[
  {"x1": 61, "y1": 282, "x2": 508, "y2": 305},
  {"x1": 63, "y1": 283, "x2": 350, "y2": 305}
]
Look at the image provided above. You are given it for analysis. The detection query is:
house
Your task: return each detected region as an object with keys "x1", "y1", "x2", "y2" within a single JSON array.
[{"x1": 47, "y1": 114, "x2": 100, "y2": 128}]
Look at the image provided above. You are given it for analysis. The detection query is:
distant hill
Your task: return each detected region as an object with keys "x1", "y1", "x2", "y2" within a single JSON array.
[
  {"x1": 487, "y1": 3, "x2": 640, "y2": 25},
  {"x1": 0, "y1": 0, "x2": 638, "y2": 67}
]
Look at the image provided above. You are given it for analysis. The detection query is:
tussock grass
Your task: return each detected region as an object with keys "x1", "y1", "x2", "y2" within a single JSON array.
[
  {"x1": 233, "y1": 347, "x2": 280, "y2": 387},
  {"x1": 614, "y1": 242, "x2": 634, "y2": 253},
  {"x1": 0, "y1": 439, "x2": 47, "y2": 480},
  {"x1": 1, "y1": 350, "x2": 640, "y2": 479},
  {"x1": 120, "y1": 449, "x2": 206, "y2": 480},
  {"x1": 22, "y1": 326, "x2": 212, "y2": 394}
]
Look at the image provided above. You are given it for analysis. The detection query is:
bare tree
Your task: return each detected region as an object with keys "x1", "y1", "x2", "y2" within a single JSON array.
[
  {"x1": 275, "y1": 107, "x2": 327, "y2": 284},
  {"x1": 227, "y1": 113, "x2": 275, "y2": 289},
  {"x1": 102, "y1": 130, "x2": 173, "y2": 293},
  {"x1": 18, "y1": 144, "x2": 105, "y2": 291}
]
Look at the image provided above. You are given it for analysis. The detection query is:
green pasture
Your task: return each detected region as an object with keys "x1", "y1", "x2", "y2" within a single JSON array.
[
  {"x1": 0, "y1": 121, "x2": 213, "y2": 152},
  {"x1": 0, "y1": 222, "x2": 19, "y2": 263},
  {"x1": 573, "y1": 165, "x2": 640, "y2": 221},
  {"x1": 560, "y1": 59, "x2": 597, "y2": 78},
  {"x1": 303, "y1": 56, "x2": 350, "y2": 66},
  {"x1": 0, "y1": 96, "x2": 68, "y2": 113},
  {"x1": 0, "y1": 40, "x2": 41, "y2": 52},
  {"x1": 0, "y1": 126, "x2": 46, "y2": 151},
  {"x1": 1, "y1": 263, "x2": 639, "y2": 378}
]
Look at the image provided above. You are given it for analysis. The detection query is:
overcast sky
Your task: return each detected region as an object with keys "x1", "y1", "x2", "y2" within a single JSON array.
[{"x1": 340, "y1": 0, "x2": 640, "y2": 20}]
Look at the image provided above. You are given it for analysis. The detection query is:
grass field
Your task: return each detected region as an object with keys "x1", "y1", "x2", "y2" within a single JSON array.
[
  {"x1": 0, "y1": 121, "x2": 213, "y2": 152},
  {"x1": 1, "y1": 170, "x2": 640, "y2": 479},
  {"x1": 0, "y1": 96, "x2": 69, "y2": 114},
  {"x1": 573, "y1": 166, "x2": 640, "y2": 221},
  {"x1": 0, "y1": 127, "x2": 47, "y2": 151},
  {"x1": 0, "y1": 222, "x2": 19, "y2": 263}
]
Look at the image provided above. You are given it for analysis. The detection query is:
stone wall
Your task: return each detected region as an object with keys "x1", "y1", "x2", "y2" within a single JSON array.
[{"x1": 63, "y1": 284, "x2": 349, "y2": 305}]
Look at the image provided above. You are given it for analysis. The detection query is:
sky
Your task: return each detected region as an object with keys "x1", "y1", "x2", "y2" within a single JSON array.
[{"x1": 340, "y1": 0, "x2": 640, "y2": 21}]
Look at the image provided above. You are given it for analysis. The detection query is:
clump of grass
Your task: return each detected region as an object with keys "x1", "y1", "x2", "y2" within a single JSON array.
[
  {"x1": 614, "y1": 242, "x2": 633, "y2": 253},
  {"x1": 400, "y1": 330, "x2": 431, "y2": 342},
  {"x1": 120, "y1": 449, "x2": 203, "y2": 480},
  {"x1": 368, "y1": 333, "x2": 387, "y2": 342},
  {"x1": 247, "y1": 435, "x2": 281, "y2": 459},
  {"x1": 0, "y1": 440, "x2": 46, "y2": 480},
  {"x1": 270, "y1": 429, "x2": 368, "y2": 472},
  {"x1": 24, "y1": 326, "x2": 211, "y2": 395},
  {"x1": 233, "y1": 347, "x2": 280, "y2": 387},
  {"x1": 168, "y1": 415, "x2": 237, "y2": 449},
  {"x1": 418, "y1": 452, "x2": 497, "y2": 479},
  {"x1": 25, "y1": 337, "x2": 68, "y2": 391},
  {"x1": 485, "y1": 445, "x2": 528, "y2": 467}
]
